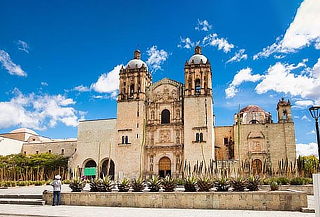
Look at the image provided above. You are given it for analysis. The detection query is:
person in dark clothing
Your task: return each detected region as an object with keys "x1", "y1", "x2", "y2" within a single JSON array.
[{"x1": 51, "y1": 175, "x2": 62, "y2": 206}]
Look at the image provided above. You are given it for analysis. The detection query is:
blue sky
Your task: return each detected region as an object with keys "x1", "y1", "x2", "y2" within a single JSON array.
[{"x1": 0, "y1": 0, "x2": 319, "y2": 156}]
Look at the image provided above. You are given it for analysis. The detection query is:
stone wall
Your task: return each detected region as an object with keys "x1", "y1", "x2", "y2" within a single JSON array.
[
  {"x1": 22, "y1": 140, "x2": 77, "y2": 156},
  {"x1": 43, "y1": 191, "x2": 307, "y2": 211}
]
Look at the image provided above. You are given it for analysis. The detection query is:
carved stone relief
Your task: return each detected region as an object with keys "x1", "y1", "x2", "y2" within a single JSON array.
[{"x1": 160, "y1": 130, "x2": 171, "y2": 143}]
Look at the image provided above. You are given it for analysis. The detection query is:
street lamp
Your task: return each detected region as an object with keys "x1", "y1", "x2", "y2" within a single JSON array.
[
  {"x1": 309, "y1": 106, "x2": 320, "y2": 167},
  {"x1": 309, "y1": 105, "x2": 320, "y2": 217}
]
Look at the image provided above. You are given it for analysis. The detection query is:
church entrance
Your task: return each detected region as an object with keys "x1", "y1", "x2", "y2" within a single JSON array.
[
  {"x1": 252, "y1": 159, "x2": 262, "y2": 175},
  {"x1": 100, "y1": 159, "x2": 115, "y2": 180},
  {"x1": 159, "y1": 157, "x2": 171, "y2": 178}
]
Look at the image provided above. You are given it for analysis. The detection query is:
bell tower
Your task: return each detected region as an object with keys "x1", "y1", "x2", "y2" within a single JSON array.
[
  {"x1": 183, "y1": 46, "x2": 215, "y2": 167},
  {"x1": 118, "y1": 50, "x2": 151, "y2": 101},
  {"x1": 184, "y1": 46, "x2": 212, "y2": 96},
  {"x1": 116, "y1": 50, "x2": 151, "y2": 178},
  {"x1": 277, "y1": 98, "x2": 292, "y2": 123}
]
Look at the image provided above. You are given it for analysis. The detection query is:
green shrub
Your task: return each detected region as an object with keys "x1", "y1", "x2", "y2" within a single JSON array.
[
  {"x1": 161, "y1": 176, "x2": 176, "y2": 192},
  {"x1": 131, "y1": 177, "x2": 145, "y2": 192},
  {"x1": 197, "y1": 177, "x2": 213, "y2": 192},
  {"x1": 90, "y1": 179, "x2": 101, "y2": 192},
  {"x1": 147, "y1": 176, "x2": 161, "y2": 192},
  {"x1": 270, "y1": 181, "x2": 279, "y2": 191},
  {"x1": 214, "y1": 177, "x2": 230, "y2": 192},
  {"x1": 304, "y1": 178, "x2": 313, "y2": 184},
  {"x1": 118, "y1": 178, "x2": 130, "y2": 192},
  {"x1": 69, "y1": 179, "x2": 85, "y2": 192},
  {"x1": 230, "y1": 177, "x2": 247, "y2": 192},
  {"x1": 276, "y1": 177, "x2": 290, "y2": 185},
  {"x1": 62, "y1": 179, "x2": 71, "y2": 185},
  {"x1": 246, "y1": 176, "x2": 260, "y2": 191},
  {"x1": 176, "y1": 178, "x2": 184, "y2": 185},
  {"x1": 184, "y1": 176, "x2": 197, "y2": 192},
  {"x1": 290, "y1": 177, "x2": 305, "y2": 185}
]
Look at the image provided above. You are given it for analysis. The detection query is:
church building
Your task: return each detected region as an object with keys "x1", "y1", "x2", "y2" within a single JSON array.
[{"x1": 68, "y1": 46, "x2": 296, "y2": 179}]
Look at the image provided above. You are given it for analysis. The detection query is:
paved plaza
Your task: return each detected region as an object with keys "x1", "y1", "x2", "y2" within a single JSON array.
[{"x1": 0, "y1": 204, "x2": 315, "y2": 217}]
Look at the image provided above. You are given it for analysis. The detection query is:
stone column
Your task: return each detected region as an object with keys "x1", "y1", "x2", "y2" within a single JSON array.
[{"x1": 314, "y1": 173, "x2": 320, "y2": 217}]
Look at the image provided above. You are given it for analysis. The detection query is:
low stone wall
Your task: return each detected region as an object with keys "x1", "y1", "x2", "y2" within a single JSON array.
[
  {"x1": 43, "y1": 191, "x2": 307, "y2": 211},
  {"x1": 259, "y1": 185, "x2": 314, "y2": 195}
]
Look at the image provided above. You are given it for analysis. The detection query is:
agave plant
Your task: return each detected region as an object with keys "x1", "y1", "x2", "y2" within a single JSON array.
[
  {"x1": 161, "y1": 176, "x2": 176, "y2": 192},
  {"x1": 118, "y1": 178, "x2": 130, "y2": 192},
  {"x1": 69, "y1": 178, "x2": 85, "y2": 192},
  {"x1": 147, "y1": 176, "x2": 161, "y2": 192},
  {"x1": 89, "y1": 178, "x2": 101, "y2": 192},
  {"x1": 184, "y1": 176, "x2": 197, "y2": 192},
  {"x1": 230, "y1": 177, "x2": 247, "y2": 192},
  {"x1": 270, "y1": 181, "x2": 279, "y2": 191},
  {"x1": 101, "y1": 176, "x2": 113, "y2": 192},
  {"x1": 246, "y1": 176, "x2": 260, "y2": 191},
  {"x1": 214, "y1": 177, "x2": 230, "y2": 192},
  {"x1": 131, "y1": 177, "x2": 145, "y2": 192},
  {"x1": 197, "y1": 176, "x2": 213, "y2": 192}
]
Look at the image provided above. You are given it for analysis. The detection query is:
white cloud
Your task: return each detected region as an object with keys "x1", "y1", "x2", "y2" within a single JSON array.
[
  {"x1": 254, "y1": 0, "x2": 320, "y2": 59},
  {"x1": 17, "y1": 40, "x2": 30, "y2": 53},
  {"x1": 307, "y1": 130, "x2": 316, "y2": 135},
  {"x1": 178, "y1": 37, "x2": 197, "y2": 49},
  {"x1": 91, "y1": 65, "x2": 122, "y2": 97},
  {"x1": 0, "y1": 50, "x2": 27, "y2": 76},
  {"x1": 294, "y1": 100, "x2": 314, "y2": 108},
  {"x1": 225, "y1": 68, "x2": 263, "y2": 98},
  {"x1": 296, "y1": 142, "x2": 318, "y2": 157},
  {"x1": 202, "y1": 33, "x2": 234, "y2": 53},
  {"x1": 301, "y1": 115, "x2": 311, "y2": 121},
  {"x1": 195, "y1": 19, "x2": 212, "y2": 32},
  {"x1": 146, "y1": 46, "x2": 169, "y2": 72},
  {"x1": 41, "y1": 82, "x2": 48, "y2": 86},
  {"x1": 0, "y1": 89, "x2": 83, "y2": 130},
  {"x1": 226, "y1": 49, "x2": 248, "y2": 63},
  {"x1": 74, "y1": 85, "x2": 90, "y2": 92},
  {"x1": 255, "y1": 59, "x2": 320, "y2": 103}
]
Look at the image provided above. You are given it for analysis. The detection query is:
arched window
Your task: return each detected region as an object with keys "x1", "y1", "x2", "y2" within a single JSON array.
[
  {"x1": 125, "y1": 136, "x2": 129, "y2": 144},
  {"x1": 122, "y1": 136, "x2": 125, "y2": 144},
  {"x1": 161, "y1": 109, "x2": 170, "y2": 124},
  {"x1": 151, "y1": 110, "x2": 155, "y2": 120},
  {"x1": 195, "y1": 79, "x2": 201, "y2": 94},
  {"x1": 130, "y1": 84, "x2": 134, "y2": 97},
  {"x1": 199, "y1": 133, "x2": 203, "y2": 142},
  {"x1": 196, "y1": 133, "x2": 200, "y2": 142}
]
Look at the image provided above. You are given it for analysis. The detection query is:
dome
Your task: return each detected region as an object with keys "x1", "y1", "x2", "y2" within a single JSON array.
[
  {"x1": 125, "y1": 50, "x2": 148, "y2": 70},
  {"x1": 10, "y1": 128, "x2": 38, "y2": 135},
  {"x1": 188, "y1": 46, "x2": 208, "y2": 64},
  {"x1": 188, "y1": 54, "x2": 208, "y2": 64},
  {"x1": 240, "y1": 105, "x2": 266, "y2": 113},
  {"x1": 126, "y1": 59, "x2": 148, "y2": 69}
]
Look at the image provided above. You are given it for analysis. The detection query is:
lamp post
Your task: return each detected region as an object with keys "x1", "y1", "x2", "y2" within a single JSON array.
[
  {"x1": 309, "y1": 105, "x2": 320, "y2": 164},
  {"x1": 309, "y1": 105, "x2": 320, "y2": 217}
]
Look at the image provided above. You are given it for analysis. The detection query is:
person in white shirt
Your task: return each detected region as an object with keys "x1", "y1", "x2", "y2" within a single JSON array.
[{"x1": 51, "y1": 175, "x2": 62, "y2": 206}]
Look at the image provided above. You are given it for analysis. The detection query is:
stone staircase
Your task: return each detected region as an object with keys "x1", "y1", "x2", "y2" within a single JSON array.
[{"x1": 0, "y1": 194, "x2": 45, "y2": 205}]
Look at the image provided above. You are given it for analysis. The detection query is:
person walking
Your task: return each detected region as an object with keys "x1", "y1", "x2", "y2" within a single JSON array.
[{"x1": 51, "y1": 175, "x2": 62, "y2": 206}]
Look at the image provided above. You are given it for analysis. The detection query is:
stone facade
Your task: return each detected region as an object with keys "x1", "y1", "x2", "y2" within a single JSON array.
[{"x1": 69, "y1": 47, "x2": 296, "y2": 179}]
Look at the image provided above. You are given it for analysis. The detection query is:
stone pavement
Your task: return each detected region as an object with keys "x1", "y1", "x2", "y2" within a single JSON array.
[{"x1": 0, "y1": 204, "x2": 315, "y2": 217}]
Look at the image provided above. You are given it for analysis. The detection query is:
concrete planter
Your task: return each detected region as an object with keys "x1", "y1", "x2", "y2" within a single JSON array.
[
  {"x1": 43, "y1": 191, "x2": 307, "y2": 211},
  {"x1": 259, "y1": 185, "x2": 314, "y2": 195}
]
